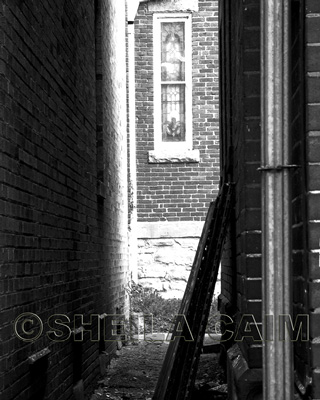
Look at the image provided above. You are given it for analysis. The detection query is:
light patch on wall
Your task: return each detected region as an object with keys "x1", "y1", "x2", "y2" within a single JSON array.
[{"x1": 148, "y1": 0, "x2": 198, "y2": 12}]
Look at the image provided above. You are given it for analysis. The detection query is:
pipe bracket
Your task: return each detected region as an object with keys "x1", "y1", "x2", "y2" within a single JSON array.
[{"x1": 257, "y1": 164, "x2": 300, "y2": 172}]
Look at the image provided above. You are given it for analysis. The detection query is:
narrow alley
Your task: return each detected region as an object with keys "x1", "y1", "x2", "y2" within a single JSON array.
[{"x1": 1, "y1": 0, "x2": 320, "y2": 399}]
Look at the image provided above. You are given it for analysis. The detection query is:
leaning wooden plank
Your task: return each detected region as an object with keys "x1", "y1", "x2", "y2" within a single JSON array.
[
  {"x1": 167, "y1": 184, "x2": 233, "y2": 400},
  {"x1": 180, "y1": 183, "x2": 234, "y2": 399},
  {"x1": 152, "y1": 199, "x2": 217, "y2": 398},
  {"x1": 153, "y1": 183, "x2": 234, "y2": 400}
]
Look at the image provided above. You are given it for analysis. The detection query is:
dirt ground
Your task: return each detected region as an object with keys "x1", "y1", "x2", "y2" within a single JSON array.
[{"x1": 89, "y1": 340, "x2": 227, "y2": 400}]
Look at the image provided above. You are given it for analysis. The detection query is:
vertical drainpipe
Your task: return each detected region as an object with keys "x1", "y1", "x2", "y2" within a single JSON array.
[
  {"x1": 127, "y1": 0, "x2": 140, "y2": 281},
  {"x1": 260, "y1": 0, "x2": 293, "y2": 399}
]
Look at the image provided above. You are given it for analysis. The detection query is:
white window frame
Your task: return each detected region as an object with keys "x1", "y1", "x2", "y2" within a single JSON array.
[{"x1": 153, "y1": 13, "x2": 193, "y2": 153}]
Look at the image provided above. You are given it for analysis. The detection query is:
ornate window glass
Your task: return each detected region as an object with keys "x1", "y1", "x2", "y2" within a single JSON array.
[{"x1": 153, "y1": 14, "x2": 192, "y2": 152}]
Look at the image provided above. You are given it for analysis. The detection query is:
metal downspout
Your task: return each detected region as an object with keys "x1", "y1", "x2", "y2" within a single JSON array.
[{"x1": 260, "y1": 0, "x2": 294, "y2": 398}]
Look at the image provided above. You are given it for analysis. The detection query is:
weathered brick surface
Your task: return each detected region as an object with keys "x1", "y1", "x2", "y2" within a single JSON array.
[
  {"x1": 219, "y1": 0, "x2": 262, "y2": 369},
  {"x1": 289, "y1": 1, "x2": 320, "y2": 396},
  {"x1": 305, "y1": 1, "x2": 320, "y2": 397},
  {"x1": 100, "y1": 0, "x2": 129, "y2": 314},
  {"x1": 0, "y1": 0, "x2": 128, "y2": 399},
  {"x1": 220, "y1": 0, "x2": 320, "y2": 396},
  {"x1": 135, "y1": 0, "x2": 220, "y2": 222}
]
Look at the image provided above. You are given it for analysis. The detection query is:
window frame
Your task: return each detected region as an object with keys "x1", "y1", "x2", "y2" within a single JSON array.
[{"x1": 153, "y1": 13, "x2": 193, "y2": 153}]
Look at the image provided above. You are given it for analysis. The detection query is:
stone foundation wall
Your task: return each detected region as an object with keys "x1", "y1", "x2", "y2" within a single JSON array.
[
  {"x1": 137, "y1": 221, "x2": 221, "y2": 298},
  {"x1": 138, "y1": 237, "x2": 198, "y2": 298}
]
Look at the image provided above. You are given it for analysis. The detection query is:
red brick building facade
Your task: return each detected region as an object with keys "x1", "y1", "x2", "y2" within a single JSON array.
[{"x1": 134, "y1": 0, "x2": 220, "y2": 297}]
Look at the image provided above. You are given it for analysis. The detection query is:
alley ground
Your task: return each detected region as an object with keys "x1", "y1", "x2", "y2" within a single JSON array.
[{"x1": 89, "y1": 339, "x2": 227, "y2": 400}]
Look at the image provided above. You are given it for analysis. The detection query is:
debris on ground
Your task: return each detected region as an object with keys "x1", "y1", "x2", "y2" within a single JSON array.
[{"x1": 89, "y1": 340, "x2": 226, "y2": 400}]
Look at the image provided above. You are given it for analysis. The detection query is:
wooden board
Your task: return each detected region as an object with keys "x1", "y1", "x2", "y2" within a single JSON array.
[{"x1": 153, "y1": 183, "x2": 234, "y2": 400}]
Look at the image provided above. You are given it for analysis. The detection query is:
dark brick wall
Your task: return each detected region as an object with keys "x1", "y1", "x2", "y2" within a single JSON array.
[
  {"x1": 290, "y1": 0, "x2": 310, "y2": 394},
  {"x1": 287, "y1": 1, "x2": 320, "y2": 397},
  {"x1": 0, "y1": 0, "x2": 128, "y2": 399},
  {"x1": 134, "y1": 0, "x2": 220, "y2": 222},
  {"x1": 219, "y1": 0, "x2": 262, "y2": 369},
  {"x1": 220, "y1": 0, "x2": 320, "y2": 396},
  {"x1": 305, "y1": 0, "x2": 320, "y2": 397}
]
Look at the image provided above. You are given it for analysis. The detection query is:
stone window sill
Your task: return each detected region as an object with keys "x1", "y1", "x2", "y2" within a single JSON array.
[{"x1": 148, "y1": 149, "x2": 200, "y2": 164}]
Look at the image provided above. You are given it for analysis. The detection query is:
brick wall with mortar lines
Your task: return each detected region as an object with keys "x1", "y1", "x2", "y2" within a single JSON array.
[
  {"x1": 236, "y1": 0, "x2": 262, "y2": 369},
  {"x1": 100, "y1": 0, "x2": 129, "y2": 321},
  {"x1": 219, "y1": 0, "x2": 262, "y2": 369},
  {"x1": 135, "y1": 0, "x2": 220, "y2": 223},
  {"x1": 305, "y1": 0, "x2": 320, "y2": 396},
  {"x1": 220, "y1": 0, "x2": 320, "y2": 394},
  {"x1": 275, "y1": 1, "x2": 320, "y2": 396},
  {"x1": 0, "y1": 1, "x2": 128, "y2": 399},
  {"x1": 290, "y1": 0, "x2": 310, "y2": 395},
  {"x1": 219, "y1": 0, "x2": 235, "y2": 318}
]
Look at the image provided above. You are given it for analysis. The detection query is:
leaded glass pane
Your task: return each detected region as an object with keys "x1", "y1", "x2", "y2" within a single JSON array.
[
  {"x1": 161, "y1": 84, "x2": 185, "y2": 142},
  {"x1": 161, "y1": 22, "x2": 185, "y2": 81}
]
